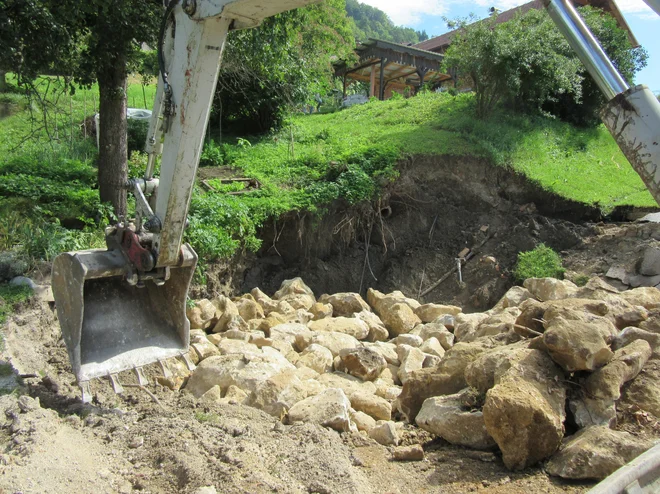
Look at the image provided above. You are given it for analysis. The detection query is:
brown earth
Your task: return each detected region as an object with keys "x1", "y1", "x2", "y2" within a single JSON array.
[{"x1": 1, "y1": 155, "x2": 659, "y2": 493}]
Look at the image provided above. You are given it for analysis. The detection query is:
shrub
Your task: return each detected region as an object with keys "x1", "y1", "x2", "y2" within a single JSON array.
[
  {"x1": 514, "y1": 244, "x2": 565, "y2": 282},
  {"x1": 127, "y1": 118, "x2": 149, "y2": 155}
]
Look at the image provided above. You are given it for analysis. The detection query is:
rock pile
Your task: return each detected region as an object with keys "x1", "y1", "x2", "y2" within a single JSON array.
[{"x1": 178, "y1": 276, "x2": 660, "y2": 479}]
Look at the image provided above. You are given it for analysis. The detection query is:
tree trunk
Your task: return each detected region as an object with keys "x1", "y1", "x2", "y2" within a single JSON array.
[
  {"x1": 0, "y1": 70, "x2": 7, "y2": 93},
  {"x1": 97, "y1": 57, "x2": 128, "y2": 220}
]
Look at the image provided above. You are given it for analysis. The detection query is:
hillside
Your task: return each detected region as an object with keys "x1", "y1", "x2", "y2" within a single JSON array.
[{"x1": 345, "y1": 0, "x2": 428, "y2": 44}]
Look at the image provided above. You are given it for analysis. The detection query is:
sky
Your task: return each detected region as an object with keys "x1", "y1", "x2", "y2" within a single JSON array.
[{"x1": 358, "y1": 0, "x2": 660, "y2": 93}]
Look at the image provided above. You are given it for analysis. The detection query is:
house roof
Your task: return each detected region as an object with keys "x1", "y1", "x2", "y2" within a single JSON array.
[
  {"x1": 414, "y1": 0, "x2": 639, "y2": 52},
  {"x1": 334, "y1": 38, "x2": 452, "y2": 92}
]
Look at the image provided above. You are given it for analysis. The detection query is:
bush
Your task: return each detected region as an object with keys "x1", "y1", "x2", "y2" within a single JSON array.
[
  {"x1": 514, "y1": 244, "x2": 565, "y2": 282},
  {"x1": 127, "y1": 118, "x2": 149, "y2": 155}
]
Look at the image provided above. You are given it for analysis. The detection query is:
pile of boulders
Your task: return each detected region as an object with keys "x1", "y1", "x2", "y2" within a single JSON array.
[{"x1": 176, "y1": 276, "x2": 660, "y2": 480}]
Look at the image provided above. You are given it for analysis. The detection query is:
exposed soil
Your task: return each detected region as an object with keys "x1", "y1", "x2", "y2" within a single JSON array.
[
  {"x1": 1, "y1": 155, "x2": 658, "y2": 493},
  {"x1": 200, "y1": 155, "x2": 600, "y2": 310}
]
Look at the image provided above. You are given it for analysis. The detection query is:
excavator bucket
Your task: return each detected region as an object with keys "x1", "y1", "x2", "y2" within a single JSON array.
[{"x1": 51, "y1": 245, "x2": 197, "y2": 390}]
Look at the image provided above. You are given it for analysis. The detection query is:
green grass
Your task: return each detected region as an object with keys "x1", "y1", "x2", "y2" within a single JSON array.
[
  {"x1": 0, "y1": 80, "x2": 655, "y2": 270},
  {"x1": 0, "y1": 284, "x2": 33, "y2": 327},
  {"x1": 514, "y1": 244, "x2": 566, "y2": 282}
]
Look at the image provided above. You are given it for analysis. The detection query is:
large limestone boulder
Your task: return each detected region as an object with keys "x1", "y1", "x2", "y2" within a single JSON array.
[
  {"x1": 251, "y1": 287, "x2": 279, "y2": 314},
  {"x1": 317, "y1": 372, "x2": 377, "y2": 397},
  {"x1": 185, "y1": 353, "x2": 295, "y2": 398},
  {"x1": 353, "y1": 311, "x2": 389, "y2": 342},
  {"x1": 620, "y1": 358, "x2": 660, "y2": 418},
  {"x1": 585, "y1": 339, "x2": 651, "y2": 402},
  {"x1": 492, "y1": 286, "x2": 534, "y2": 311},
  {"x1": 235, "y1": 297, "x2": 264, "y2": 321},
  {"x1": 464, "y1": 308, "x2": 520, "y2": 342},
  {"x1": 368, "y1": 420, "x2": 399, "y2": 446},
  {"x1": 308, "y1": 317, "x2": 370, "y2": 340},
  {"x1": 397, "y1": 345, "x2": 425, "y2": 384},
  {"x1": 464, "y1": 341, "x2": 533, "y2": 394},
  {"x1": 349, "y1": 392, "x2": 392, "y2": 421},
  {"x1": 570, "y1": 339, "x2": 651, "y2": 428},
  {"x1": 420, "y1": 337, "x2": 445, "y2": 359},
  {"x1": 396, "y1": 340, "x2": 492, "y2": 421},
  {"x1": 613, "y1": 327, "x2": 660, "y2": 357},
  {"x1": 216, "y1": 339, "x2": 262, "y2": 359},
  {"x1": 546, "y1": 426, "x2": 653, "y2": 480},
  {"x1": 415, "y1": 322, "x2": 454, "y2": 350},
  {"x1": 395, "y1": 334, "x2": 423, "y2": 347},
  {"x1": 453, "y1": 313, "x2": 490, "y2": 342},
  {"x1": 319, "y1": 292, "x2": 371, "y2": 317},
  {"x1": 416, "y1": 389, "x2": 496, "y2": 450},
  {"x1": 296, "y1": 344, "x2": 334, "y2": 374},
  {"x1": 309, "y1": 302, "x2": 333, "y2": 321},
  {"x1": 523, "y1": 277, "x2": 578, "y2": 302},
  {"x1": 247, "y1": 369, "x2": 321, "y2": 417},
  {"x1": 515, "y1": 298, "x2": 547, "y2": 334},
  {"x1": 619, "y1": 287, "x2": 660, "y2": 310},
  {"x1": 301, "y1": 332, "x2": 361, "y2": 357},
  {"x1": 381, "y1": 303, "x2": 421, "y2": 336},
  {"x1": 336, "y1": 347, "x2": 387, "y2": 381},
  {"x1": 287, "y1": 388, "x2": 352, "y2": 432},
  {"x1": 367, "y1": 288, "x2": 420, "y2": 315},
  {"x1": 211, "y1": 296, "x2": 247, "y2": 333},
  {"x1": 270, "y1": 323, "x2": 312, "y2": 349},
  {"x1": 483, "y1": 349, "x2": 566, "y2": 470},
  {"x1": 363, "y1": 342, "x2": 399, "y2": 366},
  {"x1": 273, "y1": 277, "x2": 316, "y2": 310},
  {"x1": 187, "y1": 299, "x2": 217, "y2": 330},
  {"x1": 542, "y1": 307, "x2": 617, "y2": 371},
  {"x1": 414, "y1": 304, "x2": 462, "y2": 323}
]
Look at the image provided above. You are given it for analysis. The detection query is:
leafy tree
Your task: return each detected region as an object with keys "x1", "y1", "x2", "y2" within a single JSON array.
[
  {"x1": 0, "y1": 0, "x2": 162, "y2": 217},
  {"x1": 213, "y1": 0, "x2": 356, "y2": 134},
  {"x1": 443, "y1": 7, "x2": 647, "y2": 122}
]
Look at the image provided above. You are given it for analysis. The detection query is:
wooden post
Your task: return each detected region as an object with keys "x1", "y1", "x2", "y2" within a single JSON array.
[
  {"x1": 369, "y1": 65, "x2": 376, "y2": 98},
  {"x1": 342, "y1": 74, "x2": 347, "y2": 99},
  {"x1": 379, "y1": 58, "x2": 387, "y2": 100},
  {"x1": 416, "y1": 66, "x2": 429, "y2": 95}
]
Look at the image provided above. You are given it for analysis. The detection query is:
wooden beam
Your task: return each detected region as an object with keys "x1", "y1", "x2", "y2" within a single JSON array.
[
  {"x1": 370, "y1": 64, "x2": 377, "y2": 98},
  {"x1": 379, "y1": 58, "x2": 387, "y2": 100}
]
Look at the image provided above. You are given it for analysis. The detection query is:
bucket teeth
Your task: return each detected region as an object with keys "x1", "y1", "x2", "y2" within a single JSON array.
[
  {"x1": 108, "y1": 373, "x2": 124, "y2": 394},
  {"x1": 181, "y1": 353, "x2": 196, "y2": 372},
  {"x1": 79, "y1": 381, "x2": 92, "y2": 404},
  {"x1": 158, "y1": 360, "x2": 173, "y2": 379},
  {"x1": 134, "y1": 367, "x2": 149, "y2": 386}
]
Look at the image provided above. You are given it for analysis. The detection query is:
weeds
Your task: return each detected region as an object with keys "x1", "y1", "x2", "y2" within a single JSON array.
[
  {"x1": 514, "y1": 244, "x2": 565, "y2": 282},
  {"x1": 0, "y1": 284, "x2": 33, "y2": 327}
]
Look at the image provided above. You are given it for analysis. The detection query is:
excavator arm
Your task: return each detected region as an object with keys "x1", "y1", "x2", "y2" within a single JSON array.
[
  {"x1": 543, "y1": 0, "x2": 660, "y2": 205},
  {"x1": 52, "y1": 0, "x2": 316, "y2": 401}
]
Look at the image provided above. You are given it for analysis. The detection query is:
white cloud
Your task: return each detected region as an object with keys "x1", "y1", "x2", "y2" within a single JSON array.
[
  {"x1": 360, "y1": 0, "x2": 657, "y2": 27},
  {"x1": 357, "y1": 0, "x2": 449, "y2": 25},
  {"x1": 615, "y1": 0, "x2": 655, "y2": 15}
]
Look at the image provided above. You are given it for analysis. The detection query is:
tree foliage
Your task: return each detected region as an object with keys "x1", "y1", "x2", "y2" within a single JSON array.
[
  {"x1": 443, "y1": 7, "x2": 647, "y2": 123},
  {"x1": 214, "y1": 0, "x2": 356, "y2": 133},
  {"x1": 345, "y1": 0, "x2": 428, "y2": 44},
  {"x1": 0, "y1": 0, "x2": 162, "y2": 217}
]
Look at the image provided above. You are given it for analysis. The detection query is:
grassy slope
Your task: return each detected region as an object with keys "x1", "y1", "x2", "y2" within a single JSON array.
[
  {"x1": 0, "y1": 83, "x2": 655, "y2": 269},
  {"x1": 234, "y1": 92, "x2": 655, "y2": 211}
]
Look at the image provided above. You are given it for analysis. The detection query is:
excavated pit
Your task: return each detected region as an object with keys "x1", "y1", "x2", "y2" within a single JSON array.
[{"x1": 198, "y1": 155, "x2": 602, "y2": 311}]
